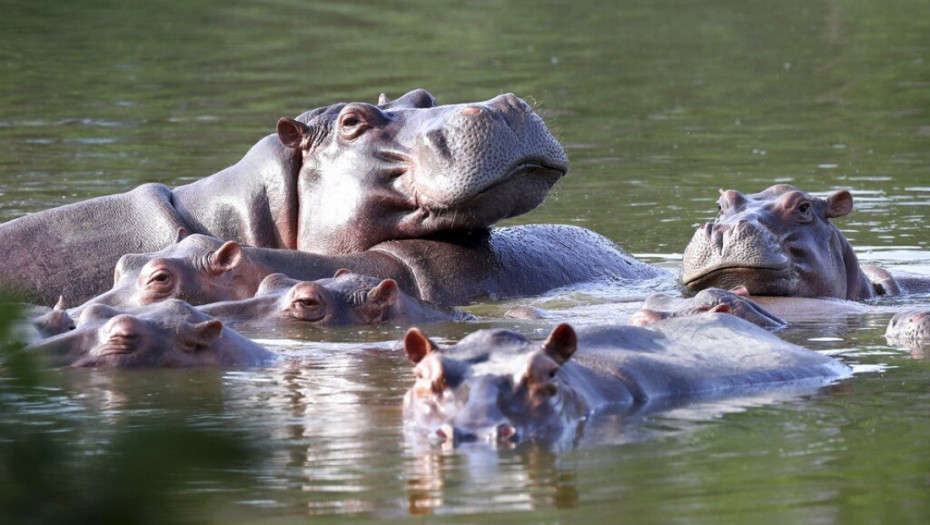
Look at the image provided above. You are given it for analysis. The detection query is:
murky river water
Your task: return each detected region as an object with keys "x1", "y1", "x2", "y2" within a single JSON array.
[{"x1": 2, "y1": 0, "x2": 929, "y2": 522}]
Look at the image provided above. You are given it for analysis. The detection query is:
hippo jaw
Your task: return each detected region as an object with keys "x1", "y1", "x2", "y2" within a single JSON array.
[
  {"x1": 281, "y1": 90, "x2": 569, "y2": 254},
  {"x1": 681, "y1": 220, "x2": 797, "y2": 295}
]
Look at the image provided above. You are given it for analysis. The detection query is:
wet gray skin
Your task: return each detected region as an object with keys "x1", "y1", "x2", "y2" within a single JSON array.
[
  {"x1": 630, "y1": 287, "x2": 787, "y2": 330},
  {"x1": 75, "y1": 223, "x2": 662, "y2": 312},
  {"x1": 27, "y1": 299, "x2": 276, "y2": 368},
  {"x1": 0, "y1": 89, "x2": 568, "y2": 306},
  {"x1": 885, "y1": 310, "x2": 930, "y2": 347},
  {"x1": 402, "y1": 314, "x2": 850, "y2": 447},
  {"x1": 199, "y1": 271, "x2": 464, "y2": 330}
]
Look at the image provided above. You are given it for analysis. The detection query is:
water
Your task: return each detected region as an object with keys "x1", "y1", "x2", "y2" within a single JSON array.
[{"x1": 2, "y1": 0, "x2": 930, "y2": 522}]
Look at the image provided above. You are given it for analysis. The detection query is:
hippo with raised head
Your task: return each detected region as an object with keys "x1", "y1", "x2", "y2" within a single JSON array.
[
  {"x1": 198, "y1": 271, "x2": 464, "y2": 330},
  {"x1": 681, "y1": 185, "x2": 930, "y2": 300},
  {"x1": 27, "y1": 299, "x2": 277, "y2": 368},
  {"x1": 0, "y1": 89, "x2": 568, "y2": 305},
  {"x1": 76, "y1": 225, "x2": 661, "y2": 312},
  {"x1": 402, "y1": 314, "x2": 850, "y2": 446}
]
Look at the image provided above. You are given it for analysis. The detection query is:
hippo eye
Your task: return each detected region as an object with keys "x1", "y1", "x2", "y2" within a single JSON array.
[
  {"x1": 548, "y1": 369, "x2": 558, "y2": 379},
  {"x1": 338, "y1": 111, "x2": 370, "y2": 140},
  {"x1": 144, "y1": 269, "x2": 174, "y2": 294}
]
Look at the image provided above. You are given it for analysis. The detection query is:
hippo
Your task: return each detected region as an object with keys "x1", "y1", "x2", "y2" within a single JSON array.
[
  {"x1": 401, "y1": 314, "x2": 851, "y2": 445},
  {"x1": 681, "y1": 184, "x2": 930, "y2": 300},
  {"x1": 198, "y1": 271, "x2": 465, "y2": 330},
  {"x1": 0, "y1": 89, "x2": 568, "y2": 306},
  {"x1": 76, "y1": 226, "x2": 662, "y2": 312},
  {"x1": 885, "y1": 310, "x2": 930, "y2": 350},
  {"x1": 629, "y1": 287, "x2": 787, "y2": 329},
  {"x1": 27, "y1": 299, "x2": 277, "y2": 368}
]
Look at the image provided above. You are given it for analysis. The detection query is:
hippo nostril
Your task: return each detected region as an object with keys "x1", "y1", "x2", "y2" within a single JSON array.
[{"x1": 496, "y1": 423, "x2": 518, "y2": 441}]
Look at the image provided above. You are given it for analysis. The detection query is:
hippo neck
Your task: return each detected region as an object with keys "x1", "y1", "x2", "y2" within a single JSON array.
[
  {"x1": 171, "y1": 134, "x2": 301, "y2": 249},
  {"x1": 837, "y1": 232, "x2": 876, "y2": 300}
]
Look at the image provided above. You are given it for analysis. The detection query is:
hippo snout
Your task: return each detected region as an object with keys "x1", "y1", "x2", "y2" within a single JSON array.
[
  {"x1": 96, "y1": 314, "x2": 146, "y2": 355},
  {"x1": 437, "y1": 422, "x2": 519, "y2": 445},
  {"x1": 682, "y1": 219, "x2": 791, "y2": 291},
  {"x1": 406, "y1": 93, "x2": 567, "y2": 220}
]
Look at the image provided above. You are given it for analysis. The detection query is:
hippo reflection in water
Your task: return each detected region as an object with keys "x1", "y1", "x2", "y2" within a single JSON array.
[
  {"x1": 402, "y1": 314, "x2": 851, "y2": 446},
  {"x1": 0, "y1": 90, "x2": 576, "y2": 306},
  {"x1": 681, "y1": 184, "x2": 930, "y2": 301},
  {"x1": 28, "y1": 299, "x2": 276, "y2": 368}
]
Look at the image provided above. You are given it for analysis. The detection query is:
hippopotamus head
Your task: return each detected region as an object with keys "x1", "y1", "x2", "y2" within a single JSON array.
[
  {"x1": 277, "y1": 89, "x2": 569, "y2": 253},
  {"x1": 402, "y1": 323, "x2": 586, "y2": 446},
  {"x1": 886, "y1": 310, "x2": 930, "y2": 349},
  {"x1": 78, "y1": 233, "x2": 264, "y2": 312},
  {"x1": 28, "y1": 299, "x2": 276, "y2": 368},
  {"x1": 681, "y1": 185, "x2": 873, "y2": 300},
  {"x1": 201, "y1": 271, "x2": 408, "y2": 328},
  {"x1": 630, "y1": 287, "x2": 787, "y2": 330}
]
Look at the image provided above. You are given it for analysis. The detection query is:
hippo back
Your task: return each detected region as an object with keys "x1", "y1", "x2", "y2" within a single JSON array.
[{"x1": 572, "y1": 314, "x2": 851, "y2": 403}]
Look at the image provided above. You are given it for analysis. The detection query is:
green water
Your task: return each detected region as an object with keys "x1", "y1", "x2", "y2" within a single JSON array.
[{"x1": 1, "y1": 0, "x2": 929, "y2": 522}]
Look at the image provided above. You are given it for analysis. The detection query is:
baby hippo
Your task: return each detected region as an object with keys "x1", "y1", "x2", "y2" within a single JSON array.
[
  {"x1": 27, "y1": 299, "x2": 277, "y2": 368},
  {"x1": 199, "y1": 271, "x2": 463, "y2": 330},
  {"x1": 629, "y1": 287, "x2": 787, "y2": 330},
  {"x1": 885, "y1": 309, "x2": 930, "y2": 349}
]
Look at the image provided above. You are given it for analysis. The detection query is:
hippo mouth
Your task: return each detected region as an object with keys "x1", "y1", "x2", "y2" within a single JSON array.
[
  {"x1": 402, "y1": 159, "x2": 567, "y2": 229},
  {"x1": 684, "y1": 265, "x2": 796, "y2": 296}
]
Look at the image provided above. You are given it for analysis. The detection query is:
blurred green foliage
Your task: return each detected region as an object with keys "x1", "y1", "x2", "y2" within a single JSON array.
[{"x1": 0, "y1": 298, "x2": 257, "y2": 525}]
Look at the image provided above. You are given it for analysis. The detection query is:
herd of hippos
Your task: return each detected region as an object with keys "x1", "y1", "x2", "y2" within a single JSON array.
[{"x1": 3, "y1": 89, "x2": 929, "y2": 445}]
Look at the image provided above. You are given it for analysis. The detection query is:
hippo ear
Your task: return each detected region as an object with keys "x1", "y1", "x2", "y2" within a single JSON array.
[
  {"x1": 277, "y1": 117, "x2": 312, "y2": 150},
  {"x1": 182, "y1": 319, "x2": 223, "y2": 352},
  {"x1": 174, "y1": 227, "x2": 189, "y2": 243},
  {"x1": 377, "y1": 93, "x2": 390, "y2": 106},
  {"x1": 367, "y1": 279, "x2": 399, "y2": 309},
  {"x1": 53, "y1": 295, "x2": 66, "y2": 311},
  {"x1": 333, "y1": 268, "x2": 352, "y2": 278},
  {"x1": 541, "y1": 323, "x2": 577, "y2": 365},
  {"x1": 209, "y1": 241, "x2": 244, "y2": 274},
  {"x1": 825, "y1": 190, "x2": 854, "y2": 219},
  {"x1": 403, "y1": 327, "x2": 438, "y2": 364}
]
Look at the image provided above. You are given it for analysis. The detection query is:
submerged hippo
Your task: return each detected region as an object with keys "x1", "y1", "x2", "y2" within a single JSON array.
[
  {"x1": 629, "y1": 287, "x2": 787, "y2": 329},
  {"x1": 681, "y1": 185, "x2": 930, "y2": 300},
  {"x1": 402, "y1": 314, "x2": 850, "y2": 445},
  {"x1": 28, "y1": 299, "x2": 277, "y2": 368},
  {"x1": 885, "y1": 310, "x2": 930, "y2": 349},
  {"x1": 0, "y1": 89, "x2": 568, "y2": 305},
  {"x1": 198, "y1": 271, "x2": 464, "y2": 330},
  {"x1": 76, "y1": 226, "x2": 661, "y2": 311}
]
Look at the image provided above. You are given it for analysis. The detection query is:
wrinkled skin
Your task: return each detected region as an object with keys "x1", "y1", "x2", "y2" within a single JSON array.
[
  {"x1": 77, "y1": 225, "x2": 662, "y2": 311},
  {"x1": 403, "y1": 315, "x2": 850, "y2": 446},
  {"x1": 0, "y1": 89, "x2": 568, "y2": 306},
  {"x1": 682, "y1": 185, "x2": 930, "y2": 300},
  {"x1": 630, "y1": 286, "x2": 787, "y2": 330},
  {"x1": 199, "y1": 271, "x2": 464, "y2": 330},
  {"x1": 885, "y1": 310, "x2": 930, "y2": 350},
  {"x1": 27, "y1": 299, "x2": 276, "y2": 368}
]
